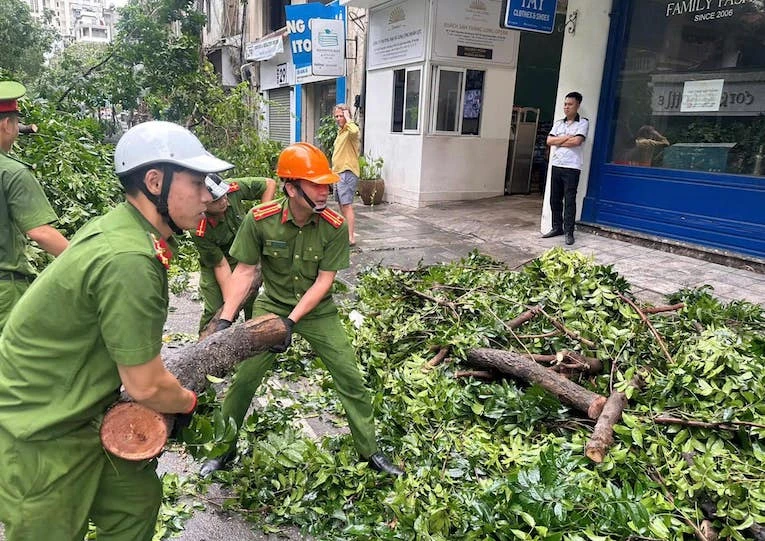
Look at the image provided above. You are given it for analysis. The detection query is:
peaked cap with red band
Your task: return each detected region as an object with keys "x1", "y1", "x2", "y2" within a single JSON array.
[{"x1": 0, "y1": 81, "x2": 26, "y2": 114}]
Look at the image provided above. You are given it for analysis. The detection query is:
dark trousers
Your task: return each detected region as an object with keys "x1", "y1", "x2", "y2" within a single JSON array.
[{"x1": 550, "y1": 166, "x2": 581, "y2": 234}]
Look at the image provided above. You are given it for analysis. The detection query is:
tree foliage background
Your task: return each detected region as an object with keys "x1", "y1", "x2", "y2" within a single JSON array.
[{"x1": 1, "y1": 0, "x2": 281, "y2": 271}]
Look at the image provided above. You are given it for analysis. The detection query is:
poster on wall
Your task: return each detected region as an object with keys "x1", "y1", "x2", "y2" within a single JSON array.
[
  {"x1": 680, "y1": 79, "x2": 724, "y2": 112},
  {"x1": 311, "y1": 18, "x2": 345, "y2": 77},
  {"x1": 368, "y1": 0, "x2": 427, "y2": 70},
  {"x1": 433, "y1": 0, "x2": 518, "y2": 66}
]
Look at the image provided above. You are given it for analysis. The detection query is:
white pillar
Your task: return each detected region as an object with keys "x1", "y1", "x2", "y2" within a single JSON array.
[{"x1": 541, "y1": 0, "x2": 613, "y2": 234}]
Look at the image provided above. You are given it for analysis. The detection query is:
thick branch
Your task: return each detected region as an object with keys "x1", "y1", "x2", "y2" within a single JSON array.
[
  {"x1": 422, "y1": 347, "x2": 449, "y2": 372},
  {"x1": 198, "y1": 268, "x2": 262, "y2": 340},
  {"x1": 466, "y1": 348, "x2": 606, "y2": 419},
  {"x1": 100, "y1": 314, "x2": 286, "y2": 460},
  {"x1": 585, "y1": 376, "x2": 641, "y2": 463}
]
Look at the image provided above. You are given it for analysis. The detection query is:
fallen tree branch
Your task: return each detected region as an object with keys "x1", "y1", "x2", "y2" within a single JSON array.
[
  {"x1": 454, "y1": 370, "x2": 495, "y2": 380},
  {"x1": 515, "y1": 330, "x2": 561, "y2": 339},
  {"x1": 647, "y1": 467, "x2": 719, "y2": 541},
  {"x1": 100, "y1": 314, "x2": 286, "y2": 460},
  {"x1": 653, "y1": 415, "x2": 765, "y2": 431},
  {"x1": 538, "y1": 308, "x2": 596, "y2": 348},
  {"x1": 641, "y1": 302, "x2": 685, "y2": 314},
  {"x1": 404, "y1": 286, "x2": 459, "y2": 317},
  {"x1": 422, "y1": 347, "x2": 449, "y2": 372},
  {"x1": 506, "y1": 305, "x2": 542, "y2": 329},
  {"x1": 584, "y1": 376, "x2": 641, "y2": 463},
  {"x1": 466, "y1": 348, "x2": 606, "y2": 419},
  {"x1": 618, "y1": 293, "x2": 674, "y2": 364},
  {"x1": 524, "y1": 350, "x2": 603, "y2": 375}
]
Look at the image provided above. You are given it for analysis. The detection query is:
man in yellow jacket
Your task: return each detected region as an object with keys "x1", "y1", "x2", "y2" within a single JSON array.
[{"x1": 331, "y1": 103, "x2": 360, "y2": 246}]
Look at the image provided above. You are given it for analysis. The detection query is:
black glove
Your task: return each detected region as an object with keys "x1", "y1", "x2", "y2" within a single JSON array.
[
  {"x1": 213, "y1": 318, "x2": 232, "y2": 333},
  {"x1": 170, "y1": 392, "x2": 197, "y2": 440},
  {"x1": 269, "y1": 317, "x2": 294, "y2": 353}
]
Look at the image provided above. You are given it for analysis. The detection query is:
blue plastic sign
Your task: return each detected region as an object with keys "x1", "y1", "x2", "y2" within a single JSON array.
[
  {"x1": 502, "y1": 0, "x2": 557, "y2": 34},
  {"x1": 285, "y1": 3, "x2": 345, "y2": 77}
]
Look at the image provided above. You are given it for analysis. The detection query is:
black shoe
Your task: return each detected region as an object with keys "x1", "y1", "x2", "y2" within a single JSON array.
[
  {"x1": 565, "y1": 232, "x2": 575, "y2": 245},
  {"x1": 368, "y1": 452, "x2": 404, "y2": 476},
  {"x1": 541, "y1": 229, "x2": 564, "y2": 238},
  {"x1": 200, "y1": 454, "x2": 233, "y2": 477}
]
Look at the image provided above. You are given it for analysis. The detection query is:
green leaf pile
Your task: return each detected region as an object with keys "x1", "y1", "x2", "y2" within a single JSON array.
[{"x1": 198, "y1": 249, "x2": 765, "y2": 540}]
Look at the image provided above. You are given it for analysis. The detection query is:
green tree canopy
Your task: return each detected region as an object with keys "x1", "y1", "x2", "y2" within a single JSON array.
[{"x1": 0, "y1": 0, "x2": 56, "y2": 81}]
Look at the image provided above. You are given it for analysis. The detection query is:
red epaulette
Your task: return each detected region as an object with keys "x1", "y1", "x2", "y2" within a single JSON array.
[
  {"x1": 228, "y1": 182, "x2": 240, "y2": 193},
  {"x1": 150, "y1": 233, "x2": 173, "y2": 270},
  {"x1": 195, "y1": 217, "x2": 207, "y2": 237},
  {"x1": 319, "y1": 208, "x2": 345, "y2": 229},
  {"x1": 252, "y1": 200, "x2": 282, "y2": 221}
]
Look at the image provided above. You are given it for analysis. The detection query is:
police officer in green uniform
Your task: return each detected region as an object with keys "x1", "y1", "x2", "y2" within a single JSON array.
[
  {"x1": 200, "y1": 142, "x2": 404, "y2": 477},
  {"x1": 193, "y1": 173, "x2": 276, "y2": 332},
  {"x1": 0, "y1": 121, "x2": 233, "y2": 541},
  {"x1": 0, "y1": 80, "x2": 68, "y2": 332}
]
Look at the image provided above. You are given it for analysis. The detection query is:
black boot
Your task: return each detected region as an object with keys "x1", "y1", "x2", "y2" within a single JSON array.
[
  {"x1": 565, "y1": 232, "x2": 575, "y2": 245},
  {"x1": 368, "y1": 452, "x2": 404, "y2": 476},
  {"x1": 541, "y1": 228, "x2": 564, "y2": 238},
  {"x1": 200, "y1": 451, "x2": 234, "y2": 477}
]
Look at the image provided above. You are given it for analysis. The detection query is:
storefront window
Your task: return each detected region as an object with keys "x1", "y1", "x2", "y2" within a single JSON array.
[
  {"x1": 391, "y1": 68, "x2": 421, "y2": 133},
  {"x1": 431, "y1": 67, "x2": 485, "y2": 135},
  {"x1": 609, "y1": 0, "x2": 765, "y2": 176}
]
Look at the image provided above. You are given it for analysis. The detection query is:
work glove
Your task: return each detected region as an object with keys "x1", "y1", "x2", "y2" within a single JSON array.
[
  {"x1": 213, "y1": 318, "x2": 232, "y2": 333},
  {"x1": 170, "y1": 392, "x2": 197, "y2": 440},
  {"x1": 269, "y1": 317, "x2": 294, "y2": 353}
]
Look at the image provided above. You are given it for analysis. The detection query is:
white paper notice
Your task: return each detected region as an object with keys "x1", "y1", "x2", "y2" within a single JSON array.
[{"x1": 681, "y1": 79, "x2": 724, "y2": 112}]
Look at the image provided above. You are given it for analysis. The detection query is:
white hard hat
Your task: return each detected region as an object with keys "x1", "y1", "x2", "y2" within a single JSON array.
[
  {"x1": 114, "y1": 121, "x2": 233, "y2": 176},
  {"x1": 205, "y1": 173, "x2": 230, "y2": 201}
]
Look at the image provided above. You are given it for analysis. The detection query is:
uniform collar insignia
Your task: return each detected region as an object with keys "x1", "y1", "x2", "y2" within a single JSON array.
[
  {"x1": 228, "y1": 182, "x2": 240, "y2": 193},
  {"x1": 150, "y1": 232, "x2": 173, "y2": 269},
  {"x1": 195, "y1": 218, "x2": 207, "y2": 237}
]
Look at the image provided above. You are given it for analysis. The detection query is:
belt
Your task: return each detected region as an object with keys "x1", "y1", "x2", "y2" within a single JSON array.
[{"x1": 0, "y1": 270, "x2": 34, "y2": 282}]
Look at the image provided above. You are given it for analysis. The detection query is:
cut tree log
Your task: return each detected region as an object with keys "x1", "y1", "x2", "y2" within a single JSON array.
[
  {"x1": 100, "y1": 314, "x2": 286, "y2": 460},
  {"x1": 584, "y1": 376, "x2": 641, "y2": 463},
  {"x1": 198, "y1": 268, "x2": 263, "y2": 340},
  {"x1": 523, "y1": 350, "x2": 603, "y2": 375},
  {"x1": 466, "y1": 348, "x2": 606, "y2": 419}
]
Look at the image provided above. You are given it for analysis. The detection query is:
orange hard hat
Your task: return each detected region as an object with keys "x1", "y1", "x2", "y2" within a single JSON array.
[{"x1": 276, "y1": 142, "x2": 340, "y2": 185}]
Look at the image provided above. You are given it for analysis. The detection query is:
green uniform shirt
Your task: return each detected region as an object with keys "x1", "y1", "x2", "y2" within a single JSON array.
[
  {"x1": 0, "y1": 203, "x2": 175, "y2": 441},
  {"x1": 0, "y1": 151, "x2": 58, "y2": 276},
  {"x1": 230, "y1": 200, "x2": 349, "y2": 316},
  {"x1": 192, "y1": 176, "x2": 269, "y2": 269}
]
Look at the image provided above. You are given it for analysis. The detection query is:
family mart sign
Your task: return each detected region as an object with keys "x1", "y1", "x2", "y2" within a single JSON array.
[{"x1": 285, "y1": 3, "x2": 346, "y2": 79}]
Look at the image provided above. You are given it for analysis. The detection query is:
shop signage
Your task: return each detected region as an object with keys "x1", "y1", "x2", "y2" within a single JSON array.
[
  {"x1": 244, "y1": 35, "x2": 283, "y2": 62},
  {"x1": 433, "y1": 0, "x2": 518, "y2": 67},
  {"x1": 502, "y1": 0, "x2": 558, "y2": 34},
  {"x1": 311, "y1": 18, "x2": 345, "y2": 77},
  {"x1": 285, "y1": 3, "x2": 345, "y2": 80},
  {"x1": 664, "y1": 0, "x2": 748, "y2": 22},
  {"x1": 368, "y1": 0, "x2": 427, "y2": 70},
  {"x1": 651, "y1": 72, "x2": 765, "y2": 116}
]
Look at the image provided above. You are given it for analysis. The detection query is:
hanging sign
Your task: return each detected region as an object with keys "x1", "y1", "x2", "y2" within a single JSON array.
[
  {"x1": 285, "y1": 3, "x2": 345, "y2": 80},
  {"x1": 311, "y1": 18, "x2": 345, "y2": 76},
  {"x1": 245, "y1": 35, "x2": 284, "y2": 62},
  {"x1": 502, "y1": 0, "x2": 558, "y2": 34}
]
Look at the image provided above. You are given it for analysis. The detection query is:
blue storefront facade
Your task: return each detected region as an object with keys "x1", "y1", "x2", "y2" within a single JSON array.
[{"x1": 581, "y1": 0, "x2": 765, "y2": 260}]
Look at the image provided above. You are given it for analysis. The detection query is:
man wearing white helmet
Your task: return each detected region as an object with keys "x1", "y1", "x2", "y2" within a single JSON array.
[{"x1": 0, "y1": 120, "x2": 233, "y2": 541}]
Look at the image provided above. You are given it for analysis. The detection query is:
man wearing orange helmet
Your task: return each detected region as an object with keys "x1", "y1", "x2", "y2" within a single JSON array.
[{"x1": 200, "y1": 142, "x2": 403, "y2": 477}]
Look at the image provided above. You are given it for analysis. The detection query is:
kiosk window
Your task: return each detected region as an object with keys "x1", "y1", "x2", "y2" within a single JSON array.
[
  {"x1": 392, "y1": 68, "x2": 421, "y2": 133},
  {"x1": 431, "y1": 67, "x2": 485, "y2": 135}
]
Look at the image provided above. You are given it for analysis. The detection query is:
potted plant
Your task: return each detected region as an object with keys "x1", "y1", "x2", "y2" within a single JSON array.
[{"x1": 357, "y1": 154, "x2": 385, "y2": 205}]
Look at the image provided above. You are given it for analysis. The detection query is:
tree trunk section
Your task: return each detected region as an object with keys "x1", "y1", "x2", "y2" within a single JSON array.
[
  {"x1": 100, "y1": 314, "x2": 286, "y2": 460},
  {"x1": 585, "y1": 376, "x2": 641, "y2": 463},
  {"x1": 466, "y1": 348, "x2": 606, "y2": 419},
  {"x1": 198, "y1": 269, "x2": 263, "y2": 340}
]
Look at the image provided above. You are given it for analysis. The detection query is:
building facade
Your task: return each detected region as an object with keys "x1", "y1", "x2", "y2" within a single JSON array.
[
  {"x1": 24, "y1": 0, "x2": 116, "y2": 43},
  {"x1": 342, "y1": 0, "x2": 764, "y2": 260}
]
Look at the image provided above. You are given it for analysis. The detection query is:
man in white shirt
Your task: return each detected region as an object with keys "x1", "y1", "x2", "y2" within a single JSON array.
[{"x1": 544, "y1": 91, "x2": 589, "y2": 245}]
